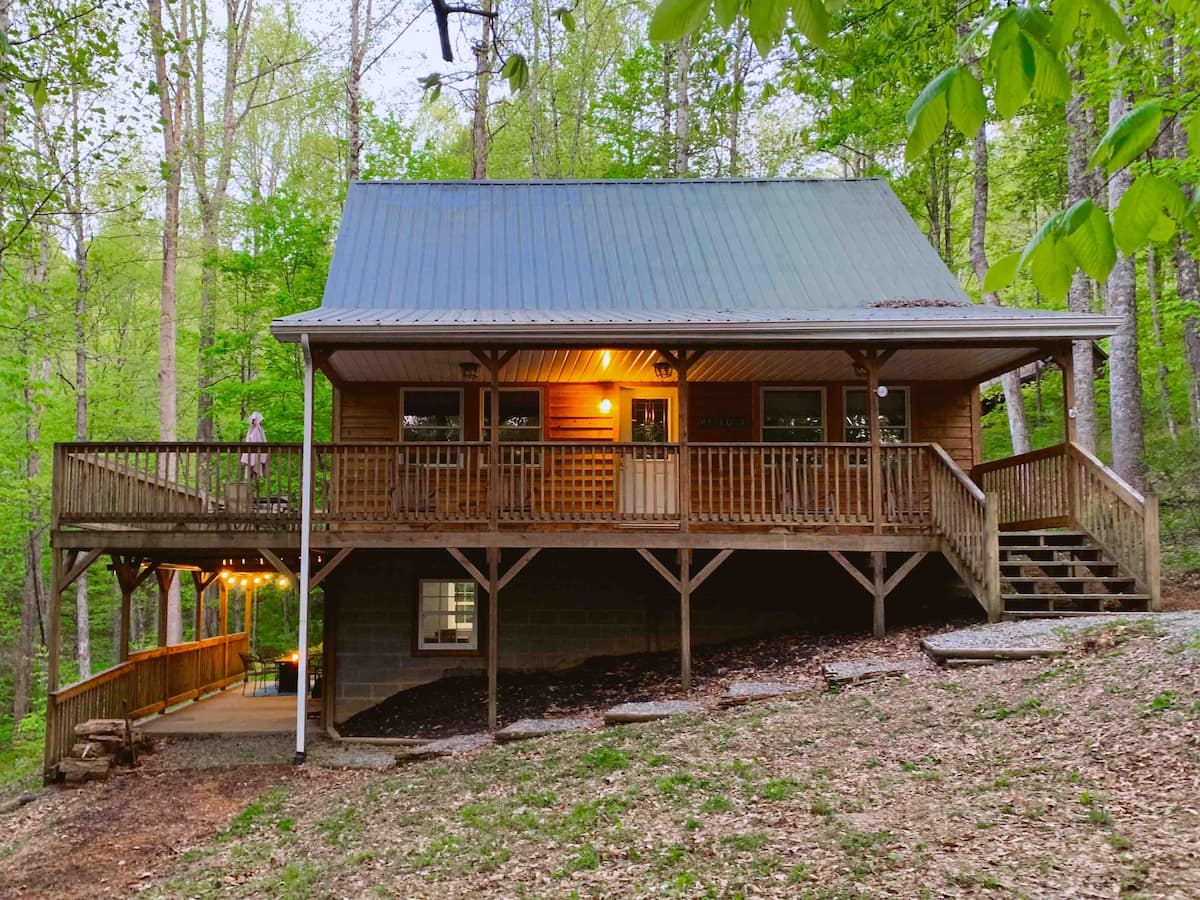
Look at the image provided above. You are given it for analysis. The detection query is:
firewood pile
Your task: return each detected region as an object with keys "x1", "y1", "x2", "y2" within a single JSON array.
[{"x1": 57, "y1": 719, "x2": 154, "y2": 783}]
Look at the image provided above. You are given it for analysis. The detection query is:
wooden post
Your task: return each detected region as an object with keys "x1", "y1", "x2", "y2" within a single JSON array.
[
  {"x1": 1144, "y1": 492, "x2": 1161, "y2": 611},
  {"x1": 193, "y1": 572, "x2": 206, "y2": 641},
  {"x1": 245, "y1": 586, "x2": 255, "y2": 639},
  {"x1": 48, "y1": 549, "x2": 63, "y2": 694},
  {"x1": 488, "y1": 356, "x2": 501, "y2": 532},
  {"x1": 871, "y1": 550, "x2": 885, "y2": 638},
  {"x1": 219, "y1": 580, "x2": 230, "y2": 679},
  {"x1": 983, "y1": 492, "x2": 1002, "y2": 622},
  {"x1": 156, "y1": 568, "x2": 173, "y2": 647},
  {"x1": 322, "y1": 595, "x2": 337, "y2": 728},
  {"x1": 679, "y1": 548, "x2": 692, "y2": 690},
  {"x1": 678, "y1": 355, "x2": 690, "y2": 533},
  {"x1": 1057, "y1": 346, "x2": 1077, "y2": 444},
  {"x1": 866, "y1": 353, "x2": 884, "y2": 535},
  {"x1": 487, "y1": 545, "x2": 500, "y2": 731}
]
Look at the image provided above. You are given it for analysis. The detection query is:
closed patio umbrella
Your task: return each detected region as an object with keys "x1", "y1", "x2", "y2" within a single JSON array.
[{"x1": 240, "y1": 412, "x2": 269, "y2": 479}]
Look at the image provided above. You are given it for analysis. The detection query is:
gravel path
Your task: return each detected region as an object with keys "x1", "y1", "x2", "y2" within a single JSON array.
[{"x1": 923, "y1": 610, "x2": 1200, "y2": 653}]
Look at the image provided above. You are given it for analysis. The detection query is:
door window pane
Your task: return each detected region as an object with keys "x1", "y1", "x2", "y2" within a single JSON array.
[
  {"x1": 762, "y1": 389, "x2": 823, "y2": 442},
  {"x1": 631, "y1": 398, "x2": 669, "y2": 443}
]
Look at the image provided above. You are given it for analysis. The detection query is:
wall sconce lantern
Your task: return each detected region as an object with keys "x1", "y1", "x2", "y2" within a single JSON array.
[
  {"x1": 653, "y1": 359, "x2": 675, "y2": 381},
  {"x1": 852, "y1": 362, "x2": 867, "y2": 377},
  {"x1": 599, "y1": 398, "x2": 613, "y2": 414},
  {"x1": 459, "y1": 361, "x2": 480, "y2": 381}
]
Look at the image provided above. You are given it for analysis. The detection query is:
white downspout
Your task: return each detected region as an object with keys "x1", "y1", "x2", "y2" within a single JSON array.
[{"x1": 295, "y1": 333, "x2": 314, "y2": 764}]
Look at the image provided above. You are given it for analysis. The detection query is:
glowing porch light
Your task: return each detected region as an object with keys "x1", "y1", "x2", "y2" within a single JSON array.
[
  {"x1": 277, "y1": 576, "x2": 290, "y2": 589},
  {"x1": 600, "y1": 350, "x2": 612, "y2": 370},
  {"x1": 599, "y1": 398, "x2": 613, "y2": 414}
]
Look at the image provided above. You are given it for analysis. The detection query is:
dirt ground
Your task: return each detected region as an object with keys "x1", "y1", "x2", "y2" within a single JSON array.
[
  {"x1": 339, "y1": 621, "x2": 966, "y2": 738},
  {"x1": 3, "y1": 588, "x2": 1199, "y2": 898}
]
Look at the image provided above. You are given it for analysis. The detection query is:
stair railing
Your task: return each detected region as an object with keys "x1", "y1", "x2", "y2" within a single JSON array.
[
  {"x1": 1065, "y1": 442, "x2": 1161, "y2": 609},
  {"x1": 928, "y1": 444, "x2": 1001, "y2": 620},
  {"x1": 972, "y1": 444, "x2": 1070, "y2": 530}
]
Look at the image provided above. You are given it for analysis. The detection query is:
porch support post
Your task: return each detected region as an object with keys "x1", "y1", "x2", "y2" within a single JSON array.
[
  {"x1": 295, "y1": 332, "x2": 316, "y2": 765},
  {"x1": 48, "y1": 549, "x2": 63, "y2": 694},
  {"x1": 679, "y1": 548, "x2": 692, "y2": 691},
  {"x1": 192, "y1": 572, "x2": 206, "y2": 641},
  {"x1": 155, "y1": 568, "x2": 175, "y2": 647},
  {"x1": 660, "y1": 349, "x2": 706, "y2": 530},
  {"x1": 871, "y1": 550, "x2": 886, "y2": 638},
  {"x1": 473, "y1": 349, "x2": 516, "y2": 532},
  {"x1": 866, "y1": 355, "x2": 884, "y2": 535},
  {"x1": 487, "y1": 545, "x2": 500, "y2": 731},
  {"x1": 1054, "y1": 345, "x2": 1077, "y2": 445},
  {"x1": 219, "y1": 579, "x2": 230, "y2": 679}
]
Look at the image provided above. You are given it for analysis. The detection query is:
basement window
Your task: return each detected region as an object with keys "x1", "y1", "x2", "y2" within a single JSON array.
[{"x1": 417, "y1": 580, "x2": 478, "y2": 651}]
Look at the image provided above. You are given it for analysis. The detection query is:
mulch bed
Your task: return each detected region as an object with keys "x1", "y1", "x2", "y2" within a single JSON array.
[{"x1": 337, "y1": 622, "x2": 971, "y2": 738}]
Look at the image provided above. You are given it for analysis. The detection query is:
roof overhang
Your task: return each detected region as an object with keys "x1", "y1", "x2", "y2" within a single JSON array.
[{"x1": 272, "y1": 314, "x2": 1122, "y2": 346}]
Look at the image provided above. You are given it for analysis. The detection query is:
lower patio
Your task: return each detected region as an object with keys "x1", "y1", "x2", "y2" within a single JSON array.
[{"x1": 139, "y1": 685, "x2": 320, "y2": 739}]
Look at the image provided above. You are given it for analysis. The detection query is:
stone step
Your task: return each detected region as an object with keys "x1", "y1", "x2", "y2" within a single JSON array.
[{"x1": 603, "y1": 701, "x2": 704, "y2": 725}]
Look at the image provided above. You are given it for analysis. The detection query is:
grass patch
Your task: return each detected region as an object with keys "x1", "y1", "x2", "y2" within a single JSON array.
[{"x1": 581, "y1": 745, "x2": 629, "y2": 774}]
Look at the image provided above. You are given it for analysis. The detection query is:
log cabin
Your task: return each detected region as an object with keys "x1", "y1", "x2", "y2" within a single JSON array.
[{"x1": 45, "y1": 178, "x2": 1160, "y2": 773}]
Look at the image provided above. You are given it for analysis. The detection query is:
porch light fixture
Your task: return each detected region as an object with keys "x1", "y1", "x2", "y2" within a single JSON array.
[
  {"x1": 459, "y1": 361, "x2": 480, "y2": 381},
  {"x1": 876, "y1": 385, "x2": 889, "y2": 398},
  {"x1": 853, "y1": 362, "x2": 867, "y2": 377},
  {"x1": 653, "y1": 359, "x2": 674, "y2": 381},
  {"x1": 599, "y1": 398, "x2": 613, "y2": 414}
]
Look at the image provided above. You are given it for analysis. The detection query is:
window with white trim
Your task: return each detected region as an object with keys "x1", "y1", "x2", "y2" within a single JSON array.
[
  {"x1": 417, "y1": 580, "x2": 478, "y2": 651},
  {"x1": 843, "y1": 387, "x2": 909, "y2": 443},
  {"x1": 402, "y1": 390, "x2": 463, "y2": 442},
  {"x1": 761, "y1": 388, "x2": 824, "y2": 442},
  {"x1": 482, "y1": 389, "x2": 543, "y2": 441}
]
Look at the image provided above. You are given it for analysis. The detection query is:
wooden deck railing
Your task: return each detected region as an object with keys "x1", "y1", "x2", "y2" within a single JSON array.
[
  {"x1": 972, "y1": 441, "x2": 1160, "y2": 608},
  {"x1": 43, "y1": 631, "x2": 249, "y2": 779},
  {"x1": 930, "y1": 444, "x2": 1000, "y2": 618},
  {"x1": 973, "y1": 445, "x2": 1070, "y2": 530},
  {"x1": 56, "y1": 441, "x2": 948, "y2": 532}
]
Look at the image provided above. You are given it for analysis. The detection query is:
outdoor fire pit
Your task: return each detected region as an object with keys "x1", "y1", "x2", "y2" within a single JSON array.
[{"x1": 276, "y1": 651, "x2": 300, "y2": 694}]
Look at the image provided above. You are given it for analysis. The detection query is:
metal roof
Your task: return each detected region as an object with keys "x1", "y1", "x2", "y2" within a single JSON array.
[{"x1": 272, "y1": 179, "x2": 1119, "y2": 344}]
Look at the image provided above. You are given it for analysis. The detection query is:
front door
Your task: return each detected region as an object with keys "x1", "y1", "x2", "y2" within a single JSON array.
[{"x1": 620, "y1": 391, "x2": 678, "y2": 517}]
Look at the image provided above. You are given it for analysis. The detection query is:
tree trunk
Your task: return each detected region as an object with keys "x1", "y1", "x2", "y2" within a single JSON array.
[
  {"x1": 71, "y1": 81, "x2": 91, "y2": 677},
  {"x1": 149, "y1": 0, "x2": 185, "y2": 642},
  {"x1": 660, "y1": 48, "x2": 672, "y2": 177},
  {"x1": 471, "y1": 0, "x2": 494, "y2": 179},
  {"x1": 1146, "y1": 246, "x2": 1177, "y2": 440},
  {"x1": 1168, "y1": 30, "x2": 1200, "y2": 433},
  {"x1": 674, "y1": 36, "x2": 690, "y2": 176},
  {"x1": 1106, "y1": 85, "x2": 1146, "y2": 489},
  {"x1": 969, "y1": 128, "x2": 1031, "y2": 453},
  {"x1": 347, "y1": 0, "x2": 372, "y2": 182},
  {"x1": 1065, "y1": 88, "x2": 1098, "y2": 451}
]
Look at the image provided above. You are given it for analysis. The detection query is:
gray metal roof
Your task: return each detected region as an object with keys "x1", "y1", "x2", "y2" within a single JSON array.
[{"x1": 272, "y1": 179, "x2": 1119, "y2": 343}]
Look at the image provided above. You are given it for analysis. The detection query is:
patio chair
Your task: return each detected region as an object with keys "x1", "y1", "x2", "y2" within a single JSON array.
[{"x1": 239, "y1": 651, "x2": 271, "y2": 696}]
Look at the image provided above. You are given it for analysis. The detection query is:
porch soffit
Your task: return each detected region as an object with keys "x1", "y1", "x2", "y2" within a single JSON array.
[{"x1": 324, "y1": 345, "x2": 1048, "y2": 385}]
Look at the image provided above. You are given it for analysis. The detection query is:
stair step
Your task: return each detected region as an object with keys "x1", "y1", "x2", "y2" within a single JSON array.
[
  {"x1": 999, "y1": 531, "x2": 1090, "y2": 542},
  {"x1": 1001, "y1": 610, "x2": 1149, "y2": 619},
  {"x1": 1002, "y1": 592, "x2": 1149, "y2": 602},
  {"x1": 1000, "y1": 546, "x2": 1106, "y2": 557},
  {"x1": 999, "y1": 576, "x2": 1136, "y2": 584},
  {"x1": 1000, "y1": 560, "x2": 1118, "y2": 570}
]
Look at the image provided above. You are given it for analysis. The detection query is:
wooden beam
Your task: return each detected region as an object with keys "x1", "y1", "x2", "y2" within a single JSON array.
[
  {"x1": 447, "y1": 547, "x2": 490, "y2": 591},
  {"x1": 155, "y1": 568, "x2": 175, "y2": 647},
  {"x1": 680, "y1": 548, "x2": 692, "y2": 692},
  {"x1": 310, "y1": 548, "x2": 353, "y2": 591},
  {"x1": 882, "y1": 551, "x2": 927, "y2": 598},
  {"x1": 829, "y1": 550, "x2": 873, "y2": 594},
  {"x1": 496, "y1": 548, "x2": 541, "y2": 592},
  {"x1": 872, "y1": 550, "x2": 886, "y2": 638},
  {"x1": 132, "y1": 560, "x2": 161, "y2": 591},
  {"x1": 636, "y1": 548, "x2": 681, "y2": 592},
  {"x1": 258, "y1": 548, "x2": 297, "y2": 581},
  {"x1": 487, "y1": 546, "x2": 500, "y2": 732},
  {"x1": 48, "y1": 550, "x2": 63, "y2": 694},
  {"x1": 62, "y1": 549, "x2": 102, "y2": 592},
  {"x1": 689, "y1": 548, "x2": 734, "y2": 593},
  {"x1": 866, "y1": 352, "x2": 884, "y2": 535}
]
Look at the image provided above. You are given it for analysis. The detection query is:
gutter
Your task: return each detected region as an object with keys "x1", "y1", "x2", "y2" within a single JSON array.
[{"x1": 271, "y1": 315, "x2": 1123, "y2": 345}]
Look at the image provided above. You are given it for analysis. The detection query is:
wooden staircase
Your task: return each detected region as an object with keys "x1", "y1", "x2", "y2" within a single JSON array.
[{"x1": 998, "y1": 529, "x2": 1151, "y2": 618}]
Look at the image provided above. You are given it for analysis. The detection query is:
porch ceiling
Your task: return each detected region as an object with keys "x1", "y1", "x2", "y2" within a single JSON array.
[{"x1": 324, "y1": 345, "x2": 1050, "y2": 385}]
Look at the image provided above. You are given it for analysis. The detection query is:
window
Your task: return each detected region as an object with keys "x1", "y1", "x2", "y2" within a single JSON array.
[
  {"x1": 631, "y1": 397, "x2": 669, "y2": 443},
  {"x1": 761, "y1": 388, "x2": 824, "y2": 442},
  {"x1": 402, "y1": 390, "x2": 462, "y2": 442},
  {"x1": 482, "y1": 389, "x2": 542, "y2": 441},
  {"x1": 843, "y1": 387, "x2": 909, "y2": 443},
  {"x1": 417, "y1": 580, "x2": 478, "y2": 651}
]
